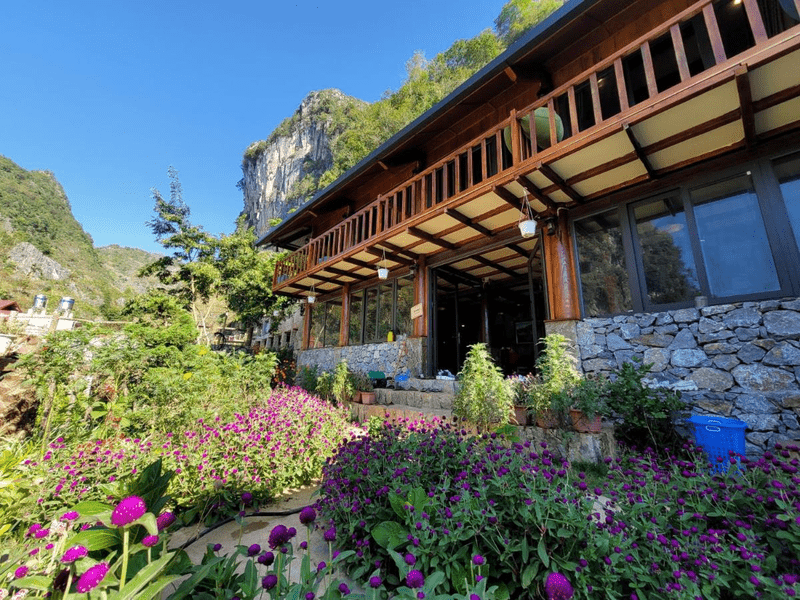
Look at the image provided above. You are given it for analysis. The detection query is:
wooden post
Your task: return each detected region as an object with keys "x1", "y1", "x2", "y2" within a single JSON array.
[
  {"x1": 543, "y1": 210, "x2": 581, "y2": 321},
  {"x1": 339, "y1": 284, "x2": 351, "y2": 347},
  {"x1": 413, "y1": 257, "x2": 428, "y2": 338},
  {"x1": 481, "y1": 281, "x2": 490, "y2": 346},
  {"x1": 302, "y1": 302, "x2": 312, "y2": 350}
]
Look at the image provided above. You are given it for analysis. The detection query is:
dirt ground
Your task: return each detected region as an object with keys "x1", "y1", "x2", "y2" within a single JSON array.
[{"x1": 0, "y1": 336, "x2": 40, "y2": 438}]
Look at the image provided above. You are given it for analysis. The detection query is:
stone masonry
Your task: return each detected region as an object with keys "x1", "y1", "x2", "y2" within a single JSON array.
[
  {"x1": 571, "y1": 297, "x2": 800, "y2": 455},
  {"x1": 298, "y1": 336, "x2": 426, "y2": 380}
]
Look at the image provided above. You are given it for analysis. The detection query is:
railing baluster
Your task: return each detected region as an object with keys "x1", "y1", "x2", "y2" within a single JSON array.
[
  {"x1": 548, "y1": 98, "x2": 560, "y2": 147},
  {"x1": 509, "y1": 109, "x2": 520, "y2": 165},
  {"x1": 640, "y1": 44, "x2": 659, "y2": 99},
  {"x1": 670, "y1": 24, "x2": 691, "y2": 82},
  {"x1": 613, "y1": 58, "x2": 630, "y2": 111},
  {"x1": 495, "y1": 129, "x2": 503, "y2": 173},
  {"x1": 467, "y1": 150, "x2": 474, "y2": 188},
  {"x1": 568, "y1": 87, "x2": 579, "y2": 136},
  {"x1": 702, "y1": 3, "x2": 727, "y2": 65},
  {"x1": 481, "y1": 138, "x2": 488, "y2": 181},
  {"x1": 742, "y1": 0, "x2": 767, "y2": 44},
  {"x1": 589, "y1": 73, "x2": 603, "y2": 126}
]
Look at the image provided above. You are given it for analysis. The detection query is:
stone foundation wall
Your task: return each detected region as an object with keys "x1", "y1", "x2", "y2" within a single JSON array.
[
  {"x1": 298, "y1": 336, "x2": 426, "y2": 378},
  {"x1": 573, "y1": 298, "x2": 800, "y2": 455}
]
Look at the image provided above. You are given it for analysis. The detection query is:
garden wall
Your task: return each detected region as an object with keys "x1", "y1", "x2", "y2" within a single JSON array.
[
  {"x1": 550, "y1": 298, "x2": 800, "y2": 455},
  {"x1": 298, "y1": 336, "x2": 426, "y2": 378}
]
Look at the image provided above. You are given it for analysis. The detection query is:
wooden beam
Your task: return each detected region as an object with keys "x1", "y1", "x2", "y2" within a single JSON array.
[
  {"x1": 407, "y1": 226, "x2": 457, "y2": 250},
  {"x1": 322, "y1": 265, "x2": 367, "y2": 280},
  {"x1": 539, "y1": 164, "x2": 584, "y2": 204},
  {"x1": 492, "y1": 184, "x2": 524, "y2": 212},
  {"x1": 306, "y1": 273, "x2": 340, "y2": 286},
  {"x1": 445, "y1": 208, "x2": 494, "y2": 238},
  {"x1": 515, "y1": 176, "x2": 557, "y2": 213},
  {"x1": 623, "y1": 123, "x2": 657, "y2": 180},
  {"x1": 735, "y1": 67, "x2": 757, "y2": 149},
  {"x1": 508, "y1": 243, "x2": 530, "y2": 258},
  {"x1": 503, "y1": 66, "x2": 518, "y2": 83},
  {"x1": 378, "y1": 240, "x2": 419, "y2": 262},
  {"x1": 364, "y1": 246, "x2": 414, "y2": 267},
  {"x1": 341, "y1": 257, "x2": 375, "y2": 270},
  {"x1": 473, "y1": 255, "x2": 520, "y2": 278}
]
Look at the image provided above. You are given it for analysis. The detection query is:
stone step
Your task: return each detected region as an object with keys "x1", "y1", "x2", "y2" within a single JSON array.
[
  {"x1": 348, "y1": 401, "x2": 453, "y2": 425},
  {"x1": 374, "y1": 387, "x2": 454, "y2": 411}
]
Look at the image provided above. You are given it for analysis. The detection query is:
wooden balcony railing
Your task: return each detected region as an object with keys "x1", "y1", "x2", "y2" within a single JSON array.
[{"x1": 274, "y1": 0, "x2": 800, "y2": 288}]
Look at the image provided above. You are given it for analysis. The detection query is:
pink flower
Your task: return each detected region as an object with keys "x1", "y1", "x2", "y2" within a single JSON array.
[
  {"x1": 61, "y1": 546, "x2": 89, "y2": 564},
  {"x1": 111, "y1": 496, "x2": 146, "y2": 527},
  {"x1": 14, "y1": 565, "x2": 28, "y2": 579},
  {"x1": 76, "y1": 562, "x2": 109, "y2": 593},
  {"x1": 61, "y1": 511, "x2": 79, "y2": 521},
  {"x1": 156, "y1": 511, "x2": 175, "y2": 531},
  {"x1": 545, "y1": 572, "x2": 574, "y2": 600},
  {"x1": 142, "y1": 535, "x2": 159, "y2": 547}
]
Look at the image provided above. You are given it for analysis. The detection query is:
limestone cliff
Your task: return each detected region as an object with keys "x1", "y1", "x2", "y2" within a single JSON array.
[{"x1": 240, "y1": 89, "x2": 365, "y2": 239}]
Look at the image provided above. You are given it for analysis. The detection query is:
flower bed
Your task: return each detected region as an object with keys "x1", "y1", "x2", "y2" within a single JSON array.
[{"x1": 316, "y1": 417, "x2": 800, "y2": 599}]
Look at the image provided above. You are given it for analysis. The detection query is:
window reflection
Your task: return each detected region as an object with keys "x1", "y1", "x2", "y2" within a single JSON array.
[
  {"x1": 349, "y1": 292, "x2": 363, "y2": 344},
  {"x1": 575, "y1": 211, "x2": 633, "y2": 316},
  {"x1": 633, "y1": 196, "x2": 700, "y2": 305},
  {"x1": 691, "y1": 174, "x2": 780, "y2": 297},
  {"x1": 396, "y1": 277, "x2": 414, "y2": 336},
  {"x1": 775, "y1": 153, "x2": 800, "y2": 247}
]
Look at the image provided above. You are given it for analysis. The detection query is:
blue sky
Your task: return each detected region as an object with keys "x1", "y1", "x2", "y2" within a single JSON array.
[{"x1": 2, "y1": 1, "x2": 505, "y2": 254}]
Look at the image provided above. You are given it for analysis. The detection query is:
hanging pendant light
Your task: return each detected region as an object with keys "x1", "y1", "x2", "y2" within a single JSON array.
[
  {"x1": 518, "y1": 191, "x2": 538, "y2": 238},
  {"x1": 307, "y1": 283, "x2": 316, "y2": 304},
  {"x1": 377, "y1": 248, "x2": 389, "y2": 280}
]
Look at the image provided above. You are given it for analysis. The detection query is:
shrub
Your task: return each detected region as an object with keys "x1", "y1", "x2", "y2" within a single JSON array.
[{"x1": 453, "y1": 343, "x2": 513, "y2": 431}]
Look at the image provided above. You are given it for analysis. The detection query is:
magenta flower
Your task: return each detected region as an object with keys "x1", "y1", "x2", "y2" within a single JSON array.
[
  {"x1": 34, "y1": 528, "x2": 50, "y2": 539},
  {"x1": 156, "y1": 511, "x2": 175, "y2": 531},
  {"x1": 142, "y1": 535, "x2": 159, "y2": 547},
  {"x1": 61, "y1": 546, "x2": 89, "y2": 564},
  {"x1": 405, "y1": 553, "x2": 417, "y2": 566},
  {"x1": 27, "y1": 523, "x2": 42, "y2": 537},
  {"x1": 472, "y1": 554, "x2": 485, "y2": 566},
  {"x1": 111, "y1": 496, "x2": 146, "y2": 527},
  {"x1": 61, "y1": 511, "x2": 80, "y2": 521},
  {"x1": 213, "y1": 543, "x2": 222, "y2": 552},
  {"x1": 14, "y1": 565, "x2": 29, "y2": 579},
  {"x1": 369, "y1": 576, "x2": 382, "y2": 588},
  {"x1": 406, "y1": 570, "x2": 425, "y2": 589},
  {"x1": 545, "y1": 572, "x2": 574, "y2": 600},
  {"x1": 241, "y1": 492, "x2": 253, "y2": 505},
  {"x1": 268, "y1": 524, "x2": 290, "y2": 549},
  {"x1": 247, "y1": 543, "x2": 261, "y2": 556},
  {"x1": 323, "y1": 526, "x2": 336, "y2": 542},
  {"x1": 76, "y1": 562, "x2": 110, "y2": 593},
  {"x1": 339, "y1": 582, "x2": 351, "y2": 595},
  {"x1": 262, "y1": 574, "x2": 278, "y2": 589},
  {"x1": 299, "y1": 506, "x2": 317, "y2": 525},
  {"x1": 258, "y1": 552, "x2": 274, "y2": 565}
]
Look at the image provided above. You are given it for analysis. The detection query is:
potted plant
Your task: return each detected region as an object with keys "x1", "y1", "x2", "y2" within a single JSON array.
[
  {"x1": 453, "y1": 343, "x2": 513, "y2": 432},
  {"x1": 507, "y1": 374, "x2": 532, "y2": 426},
  {"x1": 527, "y1": 334, "x2": 581, "y2": 428},
  {"x1": 332, "y1": 361, "x2": 357, "y2": 405},
  {"x1": 355, "y1": 371, "x2": 376, "y2": 405},
  {"x1": 564, "y1": 376, "x2": 607, "y2": 433}
]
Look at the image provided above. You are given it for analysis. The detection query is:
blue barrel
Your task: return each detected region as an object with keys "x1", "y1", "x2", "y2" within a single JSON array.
[
  {"x1": 33, "y1": 294, "x2": 47, "y2": 310},
  {"x1": 687, "y1": 415, "x2": 746, "y2": 473}
]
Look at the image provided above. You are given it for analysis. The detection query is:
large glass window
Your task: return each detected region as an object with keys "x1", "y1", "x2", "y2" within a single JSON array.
[
  {"x1": 690, "y1": 174, "x2": 780, "y2": 298},
  {"x1": 396, "y1": 277, "x2": 414, "y2": 336},
  {"x1": 775, "y1": 153, "x2": 800, "y2": 246},
  {"x1": 349, "y1": 291, "x2": 363, "y2": 345},
  {"x1": 632, "y1": 195, "x2": 700, "y2": 306},
  {"x1": 308, "y1": 301, "x2": 341, "y2": 348},
  {"x1": 574, "y1": 211, "x2": 633, "y2": 316},
  {"x1": 574, "y1": 156, "x2": 800, "y2": 317},
  {"x1": 348, "y1": 276, "x2": 416, "y2": 344}
]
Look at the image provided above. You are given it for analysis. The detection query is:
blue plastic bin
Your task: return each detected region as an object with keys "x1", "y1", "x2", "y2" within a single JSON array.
[{"x1": 687, "y1": 415, "x2": 746, "y2": 473}]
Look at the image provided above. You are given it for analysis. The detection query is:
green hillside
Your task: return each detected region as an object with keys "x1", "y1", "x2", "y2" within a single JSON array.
[{"x1": 0, "y1": 155, "x2": 158, "y2": 317}]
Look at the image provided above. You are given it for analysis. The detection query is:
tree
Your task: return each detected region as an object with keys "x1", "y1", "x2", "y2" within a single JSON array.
[
  {"x1": 494, "y1": 0, "x2": 564, "y2": 46},
  {"x1": 215, "y1": 216, "x2": 293, "y2": 330},
  {"x1": 140, "y1": 167, "x2": 218, "y2": 344}
]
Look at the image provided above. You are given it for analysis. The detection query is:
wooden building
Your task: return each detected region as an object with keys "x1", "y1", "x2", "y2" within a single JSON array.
[{"x1": 259, "y1": 0, "x2": 800, "y2": 393}]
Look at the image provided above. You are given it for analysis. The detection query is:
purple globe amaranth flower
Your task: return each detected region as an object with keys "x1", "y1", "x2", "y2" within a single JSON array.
[
  {"x1": 61, "y1": 511, "x2": 79, "y2": 521},
  {"x1": 142, "y1": 535, "x2": 159, "y2": 548},
  {"x1": 241, "y1": 492, "x2": 253, "y2": 505},
  {"x1": 27, "y1": 523, "x2": 42, "y2": 537},
  {"x1": 76, "y1": 562, "x2": 110, "y2": 593},
  {"x1": 213, "y1": 543, "x2": 222, "y2": 552},
  {"x1": 156, "y1": 511, "x2": 176, "y2": 531},
  {"x1": 545, "y1": 572, "x2": 574, "y2": 600},
  {"x1": 404, "y1": 553, "x2": 417, "y2": 566},
  {"x1": 406, "y1": 570, "x2": 425, "y2": 589},
  {"x1": 262, "y1": 574, "x2": 278, "y2": 590},
  {"x1": 369, "y1": 576, "x2": 383, "y2": 588},
  {"x1": 472, "y1": 554, "x2": 485, "y2": 566},
  {"x1": 111, "y1": 496, "x2": 147, "y2": 527},
  {"x1": 299, "y1": 506, "x2": 317, "y2": 525},
  {"x1": 323, "y1": 526, "x2": 336, "y2": 542},
  {"x1": 247, "y1": 543, "x2": 261, "y2": 556},
  {"x1": 61, "y1": 545, "x2": 89, "y2": 564},
  {"x1": 35, "y1": 528, "x2": 50, "y2": 539},
  {"x1": 268, "y1": 524, "x2": 290, "y2": 549},
  {"x1": 338, "y1": 582, "x2": 351, "y2": 595},
  {"x1": 258, "y1": 551, "x2": 274, "y2": 566},
  {"x1": 14, "y1": 565, "x2": 29, "y2": 579},
  {"x1": 287, "y1": 526, "x2": 297, "y2": 539},
  {"x1": 305, "y1": 594, "x2": 315, "y2": 600}
]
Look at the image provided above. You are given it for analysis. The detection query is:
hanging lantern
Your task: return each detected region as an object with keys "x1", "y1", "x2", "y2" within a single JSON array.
[
  {"x1": 377, "y1": 248, "x2": 389, "y2": 280},
  {"x1": 518, "y1": 191, "x2": 538, "y2": 238},
  {"x1": 307, "y1": 284, "x2": 316, "y2": 304}
]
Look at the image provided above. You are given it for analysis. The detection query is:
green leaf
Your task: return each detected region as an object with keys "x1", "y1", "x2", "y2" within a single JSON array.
[
  {"x1": 73, "y1": 500, "x2": 113, "y2": 516},
  {"x1": 129, "y1": 512, "x2": 158, "y2": 536},
  {"x1": 71, "y1": 528, "x2": 120, "y2": 551},
  {"x1": 372, "y1": 521, "x2": 406, "y2": 550},
  {"x1": 521, "y1": 563, "x2": 538, "y2": 588},
  {"x1": 165, "y1": 556, "x2": 225, "y2": 600},
  {"x1": 537, "y1": 537, "x2": 549, "y2": 568},
  {"x1": 388, "y1": 492, "x2": 407, "y2": 520},
  {"x1": 13, "y1": 575, "x2": 52, "y2": 591},
  {"x1": 108, "y1": 552, "x2": 176, "y2": 600}
]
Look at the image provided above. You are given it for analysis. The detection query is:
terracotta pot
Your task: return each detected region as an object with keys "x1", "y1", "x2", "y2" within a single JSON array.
[
  {"x1": 535, "y1": 409, "x2": 559, "y2": 429},
  {"x1": 361, "y1": 391, "x2": 376, "y2": 405},
  {"x1": 352, "y1": 392, "x2": 362, "y2": 404},
  {"x1": 512, "y1": 405, "x2": 528, "y2": 426},
  {"x1": 570, "y1": 408, "x2": 602, "y2": 433}
]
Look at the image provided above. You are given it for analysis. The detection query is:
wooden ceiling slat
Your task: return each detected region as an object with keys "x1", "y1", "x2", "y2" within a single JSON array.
[
  {"x1": 515, "y1": 176, "x2": 557, "y2": 214},
  {"x1": 407, "y1": 226, "x2": 458, "y2": 250},
  {"x1": 445, "y1": 208, "x2": 495, "y2": 238},
  {"x1": 539, "y1": 164, "x2": 584, "y2": 204},
  {"x1": 623, "y1": 123, "x2": 657, "y2": 180},
  {"x1": 364, "y1": 246, "x2": 414, "y2": 266}
]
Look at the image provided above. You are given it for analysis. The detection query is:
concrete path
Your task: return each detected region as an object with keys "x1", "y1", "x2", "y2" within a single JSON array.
[{"x1": 165, "y1": 484, "x2": 363, "y2": 596}]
